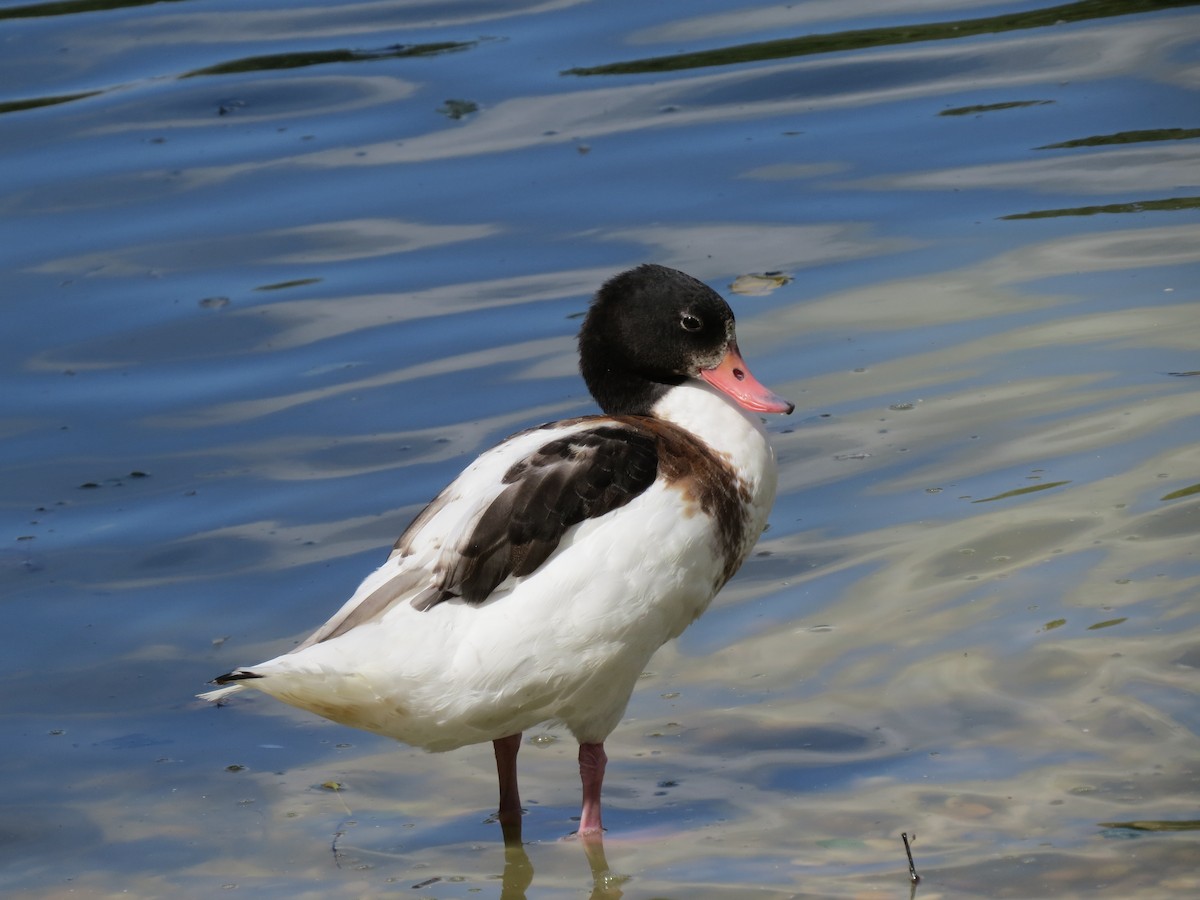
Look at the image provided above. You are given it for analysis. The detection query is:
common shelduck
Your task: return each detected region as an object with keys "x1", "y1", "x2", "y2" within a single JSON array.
[{"x1": 200, "y1": 263, "x2": 793, "y2": 836}]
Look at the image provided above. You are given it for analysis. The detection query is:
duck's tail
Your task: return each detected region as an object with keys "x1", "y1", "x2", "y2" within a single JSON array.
[{"x1": 197, "y1": 669, "x2": 262, "y2": 703}]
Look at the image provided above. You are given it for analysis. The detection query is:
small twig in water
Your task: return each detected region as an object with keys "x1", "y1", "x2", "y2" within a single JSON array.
[
  {"x1": 325, "y1": 785, "x2": 355, "y2": 869},
  {"x1": 901, "y1": 831, "x2": 920, "y2": 884},
  {"x1": 331, "y1": 826, "x2": 344, "y2": 868}
]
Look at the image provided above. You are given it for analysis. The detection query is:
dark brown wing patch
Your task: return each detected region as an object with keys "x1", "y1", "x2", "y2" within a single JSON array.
[{"x1": 414, "y1": 425, "x2": 660, "y2": 609}]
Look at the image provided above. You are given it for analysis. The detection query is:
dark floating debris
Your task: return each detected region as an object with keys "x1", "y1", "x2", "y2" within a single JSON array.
[
  {"x1": 1099, "y1": 819, "x2": 1200, "y2": 832},
  {"x1": 1162, "y1": 482, "x2": 1200, "y2": 501},
  {"x1": 78, "y1": 471, "x2": 150, "y2": 490},
  {"x1": 254, "y1": 277, "x2": 322, "y2": 292},
  {"x1": 183, "y1": 41, "x2": 476, "y2": 79},
  {"x1": 0, "y1": 89, "x2": 104, "y2": 115},
  {"x1": 971, "y1": 480, "x2": 1070, "y2": 504},
  {"x1": 1037, "y1": 126, "x2": 1200, "y2": 150},
  {"x1": 438, "y1": 98, "x2": 479, "y2": 120},
  {"x1": 1001, "y1": 196, "x2": 1200, "y2": 220},
  {"x1": 940, "y1": 99, "x2": 1053, "y2": 117}
]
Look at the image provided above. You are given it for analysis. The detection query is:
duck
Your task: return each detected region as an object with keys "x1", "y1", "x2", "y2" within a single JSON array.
[{"x1": 200, "y1": 263, "x2": 793, "y2": 836}]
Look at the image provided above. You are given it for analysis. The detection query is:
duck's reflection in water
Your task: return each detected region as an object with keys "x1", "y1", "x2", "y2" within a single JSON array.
[
  {"x1": 498, "y1": 822, "x2": 534, "y2": 899},
  {"x1": 499, "y1": 821, "x2": 624, "y2": 900}
]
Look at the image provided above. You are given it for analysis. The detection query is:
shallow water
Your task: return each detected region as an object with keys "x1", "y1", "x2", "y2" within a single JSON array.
[{"x1": 2, "y1": 0, "x2": 1199, "y2": 897}]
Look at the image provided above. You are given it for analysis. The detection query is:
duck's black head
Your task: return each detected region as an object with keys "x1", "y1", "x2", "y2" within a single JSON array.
[{"x1": 578, "y1": 264, "x2": 792, "y2": 417}]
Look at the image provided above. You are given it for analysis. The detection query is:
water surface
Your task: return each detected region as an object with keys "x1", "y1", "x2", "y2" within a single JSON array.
[{"x1": 2, "y1": 0, "x2": 1198, "y2": 896}]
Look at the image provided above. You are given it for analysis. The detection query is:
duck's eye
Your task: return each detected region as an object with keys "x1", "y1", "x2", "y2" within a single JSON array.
[{"x1": 680, "y1": 313, "x2": 703, "y2": 332}]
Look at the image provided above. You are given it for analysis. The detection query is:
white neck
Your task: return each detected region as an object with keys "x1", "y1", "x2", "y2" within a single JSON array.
[{"x1": 652, "y1": 380, "x2": 776, "y2": 485}]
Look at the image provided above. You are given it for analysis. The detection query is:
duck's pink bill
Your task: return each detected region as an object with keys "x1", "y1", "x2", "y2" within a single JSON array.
[{"x1": 700, "y1": 342, "x2": 794, "y2": 414}]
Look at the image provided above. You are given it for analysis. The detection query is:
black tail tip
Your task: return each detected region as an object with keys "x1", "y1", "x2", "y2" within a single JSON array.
[{"x1": 211, "y1": 670, "x2": 263, "y2": 685}]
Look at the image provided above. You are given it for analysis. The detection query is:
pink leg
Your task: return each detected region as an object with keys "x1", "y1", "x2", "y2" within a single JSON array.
[
  {"x1": 576, "y1": 741, "x2": 607, "y2": 835},
  {"x1": 492, "y1": 733, "x2": 523, "y2": 830}
]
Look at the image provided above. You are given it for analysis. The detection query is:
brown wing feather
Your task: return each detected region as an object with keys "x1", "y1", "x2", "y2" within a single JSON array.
[{"x1": 415, "y1": 425, "x2": 659, "y2": 609}]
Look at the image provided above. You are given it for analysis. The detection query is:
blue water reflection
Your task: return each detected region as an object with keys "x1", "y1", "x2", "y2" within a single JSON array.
[{"x1": 2, "y1": 0, "x2": 1199, "y2": 897}]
